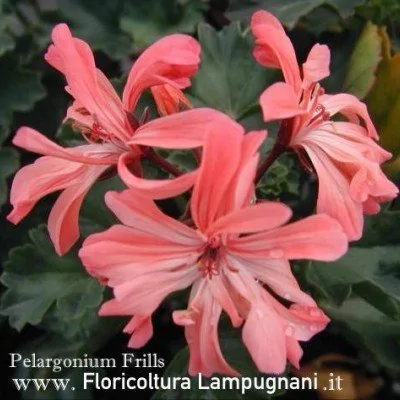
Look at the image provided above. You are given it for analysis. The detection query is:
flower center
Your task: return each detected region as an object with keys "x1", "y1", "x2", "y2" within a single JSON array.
[
  {"x1": 307, "y1": 103, "x2": 330, "y2": 127},
  {"x1": 73, "y1": 108, "x2": 114, "y2": 144},
  {"x1": 196, "y1": 236, "x2": 238, "y2": 279}
]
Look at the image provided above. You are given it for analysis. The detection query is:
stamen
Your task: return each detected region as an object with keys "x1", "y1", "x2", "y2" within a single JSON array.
[
  {"x1": 308, "y1": 104, "x2": 327, "y2": 126},
  {"x1": 196, "y1": 239, "x2": 239, "y2": 279},
  {"x1": 75, "y1": 107, "x2": 91, "y2": 116}
]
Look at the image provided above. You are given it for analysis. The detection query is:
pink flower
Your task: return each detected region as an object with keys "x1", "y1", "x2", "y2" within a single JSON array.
[
  {"x1": 79, "y1": 120, "x2": 348, "y2": 376},
  {"x1": 150, "y1": 84, "x2": 192, "y2": 116},
  {"x1": 251, "y1": 10, "x2": 398, "y2": 240},
  {"x1": 7, "y1": 23, "x2": 229, "y2": 255}
]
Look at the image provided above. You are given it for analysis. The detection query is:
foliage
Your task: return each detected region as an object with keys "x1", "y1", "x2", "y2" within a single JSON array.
[
  {"x1": 187, "y1": 22, "x2": 276, "y2": 120},
  {"x1": 304, "y1": 209, "x2": 400, "y2": 371}
]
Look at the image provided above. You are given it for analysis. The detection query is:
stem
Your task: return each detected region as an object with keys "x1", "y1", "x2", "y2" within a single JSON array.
[
  {"x1": 255, "y1": 120, "x2": 292, "y2": 184},
  {"x1": 147, "y1": 148, "x2": 183, "y2": 177}
]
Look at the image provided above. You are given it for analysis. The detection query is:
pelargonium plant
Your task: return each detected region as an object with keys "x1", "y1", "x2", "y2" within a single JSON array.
[{"x1": 5, "y1": 9, "x2": 398, "y2": 378}]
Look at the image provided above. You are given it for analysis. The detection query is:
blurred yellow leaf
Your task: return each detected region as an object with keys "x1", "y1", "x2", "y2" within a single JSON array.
[
  {"x1": 367, "y1": 28, "x2": 400, "y2": 160},
  {"x1": 343, "y1": 22, "x2": 382, "y2": 99}
]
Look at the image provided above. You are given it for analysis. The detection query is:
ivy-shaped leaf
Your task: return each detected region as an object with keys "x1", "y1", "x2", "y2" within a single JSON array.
[
  {"x1": 227, "y1": 0, "x2": 364, "y2": 29},
  {"x1": 121, "y1": 0, "x2": 204, "y2": 51},
  {"x1": 357, "y1": 210, "x2": 400, "y2": 247},
  {"x1": 323, "y1": 298, "x2": 400, "y2": 371},
  {"x1": 0, "y1": 146, "x2": 19, "y2": 207},
  {"x1": 303, "y1": 209, "x2": 400, "y2": 371},
  {"x1": 0, "y1": 54, "x2": 45, "y2": 131},
  {"x1": 300, "y1": 5, "x2": 345, "y2": 36},
  {"x1": 58, "y1": 0, "x2": 133, "y2": 60},
  {"x1": 257, "y1": 153, "x2": 300, "y2": 198},
  {"x1": 0, "y1": 226, "x2": 104, "y2": 337},
  {"x1": 306, "y1": 246, "x2": 400, "y2": 318},
  {"x1": 187, "y1": 22, "x2": 275, "y2": 120}
]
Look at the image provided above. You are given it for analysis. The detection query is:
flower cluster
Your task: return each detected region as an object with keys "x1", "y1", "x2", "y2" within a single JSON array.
[{"x1": 7, "y1": 10, "x2": 398, "y2": 375}]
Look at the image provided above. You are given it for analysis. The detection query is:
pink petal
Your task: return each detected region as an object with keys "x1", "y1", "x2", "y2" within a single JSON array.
[
  {"x1": 349, "y1": 168, "x2": 370, "y2": 202},
  {"x1": 206, "y1": 202, "x2": 292, "y2": 237},
  {"x1": 231, "y1": 214, "x2": 348, "y2": 261},
  {"x1": 45, "y1": 24, "x2": 131, "y2": 142},
  {"x1": 48, "y1": 165, "x2": 107, "y2": 255},
  {"x1": 104, "y1": 188, "x2": 201, "y2": 246},
  {"x1": 177, "y1": 284, "x2": 239, "y2": 377},
  {"x1": 80, "y1": 225, "x2": 198, "y2": 279},
  {"x1": 130, "y1": 108, "x2": 233, "y2": 149},
  {"x1": 264, "y1": 291, "x2": 330, "y2": 342},
  {"x1": 207, "y1": 273, "x2": 243, "y2": 328},
  {"x1": 302, "y1": 44, "x2": 330, "y2": 85},
  {"x1": 13, "y1": 127, "x2": 121, "y2": 165},
  {"x1": 229, "y1": 130, "x2": 267, "y2": 210},
  {"x1": 150, "y1": 84, "x2": 192, "y2": 116},
  {"x1": 123, "y1": 34, "x2": 200, "y2": 111},
  {"x1": 321, "y1": 93, "x2": 378, "y2": 139},
  {"x1": 286, "y1": 337, "x2": 303, "y2": 369},
  {"x1": 242, "y1": 301, "x2": 287, "y2": 374},
  {"x1": 118, "y1": 153, "x2": 197, "y2": 199},
  {"x1": 259, "y1": 82, "x2": 305, "y2": 122},
  {"x1": 97, "y1": 268, "x2": 197, "y2": 330},
  {"x1": 7, "y1": 155, "x2": 106, "y2": 224},
  {"x1": 293, "y1": 122, "x2": 391, "y2": 164},
  {"x1": 191, "y1": 118, "x2": 245, "y2": 231},
  {"x1": 305, "y1": 144, "x2": 365, "y2": 240},
  {"x1": 251, "y1": 10, "x2": 302, "y2": 91},
  {"x1": 124, "y1": 316, "x2": 154, "y2": 348},
  {"x1": 238, "y1": 257, "x2": 316, "y2": 307}
]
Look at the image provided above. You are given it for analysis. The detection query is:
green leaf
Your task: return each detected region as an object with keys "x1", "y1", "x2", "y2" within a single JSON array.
[
  {"x1": 325, "y1": 0, "x2": 366, "y2": 18},
  {"x1": 0, "y1": 146, "x2": 19, "y2": 207},
  {"x1": 0, "y1": 55, "x2": 45, "y2": 131},
  {"x1": 227, "y1": 0, "x2": 364, "y2": 29},
  {"x1": 323, "y1": 298, "x2": 400, "y2": 371},
  {"x1": 257, "y1": 152, "x2": 300, "y2": 198},
  {"x1": 121, "y1": 0, "x2": 204, "y2": 51},
  {"x1": 187, "y1": 22, "x2": 275, "y2": 120},
  {"x1": 300, "y1": 6, "x2": 344, "y2": 36},
  {"x1": 0, "y1": 226, "x2": 104, "y2": 337},
  {"x1": 357, "y1": 210, "x2": 400, "y2": 247},
  {"x1": 0, "y1": 29, "x2": 15, "y2": 57},
  {"x1": 306, "y1": 246, "x2": 400, "y2": 318},
  {"x1": 303, "y1": 207, "x2": 400, "y2": 371},
  {"x1": 79, "y1": 176, "x2": 125, "y2": 237},
  {"x1": 0, "y1": 1, "x2": 15, "y2": 56},
  {"x1": 58, "y1": 0, "x2": 133, "y2": 60},
  {"x1": 343, "y1": 22, "x2": 383, "y2": 99}
]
